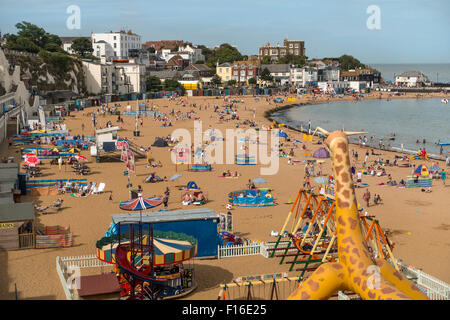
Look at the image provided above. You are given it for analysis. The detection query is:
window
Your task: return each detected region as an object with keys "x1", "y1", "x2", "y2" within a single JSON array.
[
  {"x1": 265, "y1": 49, "x2": 268, "y2": 55},
  {"x1": 233, "y1": 71, "x2": 238, "y2": 75},
  {"x1": 271, "y1": 49, "x2": 278, "y2": 55},
  {"x1": 114, "y1": 36, "x2": 116, "y2": 40},
  {"x1": 248, "y1": 71, "x2": 253, "y2": 76},
  {"x1": 280, "y1": 49, "x2": 286, "y2": 55},
  {"x1": 289, "y1": 49, "x2": 293, "y2": 54},
  {"x1": 240, "y1": 70, "x2": 246, "y2": 76},
  {"x1": 114, "y1": 43, "x2": 116, "y2": 48},
  {"x1": 294, "y1": 43, "x2": 299, "y2": 48},
  {"x1": 294, "y1": 50, "x2": 299, "y2": 55},
  {"x1": 289, "y1": 44, "x2": 293, "y2": 48}
]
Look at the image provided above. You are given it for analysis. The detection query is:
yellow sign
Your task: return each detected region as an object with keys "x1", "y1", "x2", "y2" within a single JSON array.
[
  {"x1": 0, "y1": 223, "x2": 14, "y2": 229},
  {"x1": 287, "y1": 98, "x2": 297, "y2": 102}
]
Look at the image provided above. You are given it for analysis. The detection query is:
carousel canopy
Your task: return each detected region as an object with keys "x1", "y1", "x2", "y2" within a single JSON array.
[
  {"x1": 119, "y1": 197, "x2": 163, "y2": 211},
  {"x1": 98, "y1": 235, "x2": 197, "y2": 266}
]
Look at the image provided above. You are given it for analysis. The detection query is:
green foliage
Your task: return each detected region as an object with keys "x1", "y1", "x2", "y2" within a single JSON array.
[
  {"x1": 147, "y1": 47, "x2": 156, "y2": 54},
  {"x1": 260, "y1": 68, "x2": 274, "y2": 82},
  {"x1": 146, "y1": 75, "x2": 162, "y2": 92},
  {"x1": 278, "y1": 54, "x2": 306, "y2": 67},
  {"x1": 260, "y1": 56, "x2": 272, "y2": 65},
  {"x1": 39, "y1": 50, "x2": 72, "y2": 73},
  {"x1": 204, "y1": 43, "x2": 243, "y2": 69},
  {"x1": 337, "y1": 54, "x2": 366, "y2": 71},
  {"x1": 227, "y1": 79, "x2": 237, "y2": 86},
  {"x1": 164, "y1": 78, "x2": 185, "y2": 95},
  {"x1": 6, "y1": 21, "x2": 63, "y2": 54},
  {"x1": 248, "y1": 77, "x2": 257, "y2": 85},
  {"x1": 211, "y1": 74, "x2": 222, "y2": 86},
  {"x1": 71, "y1": 37, "x2": 93, "y2": 57}
]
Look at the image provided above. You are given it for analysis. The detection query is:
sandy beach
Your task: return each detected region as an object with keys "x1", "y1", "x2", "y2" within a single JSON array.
[{"x1": 0, "y1": 91, "x2": 449, "y2": 300}]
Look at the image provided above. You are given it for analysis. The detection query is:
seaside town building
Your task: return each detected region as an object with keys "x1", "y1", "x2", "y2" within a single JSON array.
[
  {"x1": 59, "y1": 36, "x2": 90, "y2": 54},
  {"x1": 231, "y1": 60, "x2": 260, "y2": 85},
  {"x1": 339, "y1": 68, "x2": 380, "y2": 88},
  {"x1": 91, "y1": 30, "x2": 142, "y2": 61},
  {"x1": 82, "y1": 55, "x2": 146, "y2": 95},
  {"x1": 262, "y1": 64, "x2": 291, "y2": 86},
  {"x1": 395, "y1": 71, "x2": 430, "y2": 87},
  {"x1": 216, "y1": 62, "x2": 232, "y2": 83},
  {"x1": 142, "y1": 40, "x2": 190, "y2": 52},
  {"x1": 258, "y1": 38, "x2": 305, "y2": 62}
]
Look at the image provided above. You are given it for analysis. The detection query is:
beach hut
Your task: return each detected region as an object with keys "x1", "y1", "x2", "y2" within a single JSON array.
[
  {"x1": 0, "y1": 202, "x2": 35, "y2": 250},
  {"x1": 108, "y1": 208, "x2": 220, "y2": 258},
  {"x1": 313, "y1": 147, "x2": 330, "y2": 159}
]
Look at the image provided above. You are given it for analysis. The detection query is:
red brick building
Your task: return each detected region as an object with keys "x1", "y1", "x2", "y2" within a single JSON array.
[
  {"x1": 231, "y1": 60, "x2": 260, "y2": 85},
  {"x1": 142, "y1": 40, "x2": 191, "y2": 51}
]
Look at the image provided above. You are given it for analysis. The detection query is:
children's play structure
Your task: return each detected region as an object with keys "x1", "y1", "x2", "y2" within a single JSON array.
[
  {"x1": 283, "y1": 128, "x2": 428, "y2": 300},
  {"x1": 228, "y1": 190, "x2": 274, "y2": 207},
  {"x1": 96, "y1": 220, "x2": 197, "y2": 300},
  {"x1": 119, "y1": 197, "x2": 163, "y2": 211}
]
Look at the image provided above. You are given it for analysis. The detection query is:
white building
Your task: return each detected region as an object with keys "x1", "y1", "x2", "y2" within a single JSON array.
[
  {"x1": 178, "y1": 44, "x2": 205, "y2": 63},
  {"x1": 91, "y1": 30, "x2": 142, "y2": 61},
  {"x1": 82, "y1": 58, "x2": 128, "y2": 95},
  {"x1": 395, "y1": 71, "x2": 430, "y2": 87},
  {"x1": 290, "y1": 66, "x2": 318, "y2": 87},
  {"x1": 117, "y1": 63, "x2": 147, "y2": 93},
  {"x1": 262, "y1": 64, "x2": 290, "y2": 86}
]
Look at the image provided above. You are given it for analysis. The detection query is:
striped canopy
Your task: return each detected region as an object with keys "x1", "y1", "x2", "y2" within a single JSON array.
[
  {"x1": 97, "y1": 237, "x2": 197, "y2": 266},
  {"x1": 119, "y1": 197, "x2": 163, "y2": 211}
]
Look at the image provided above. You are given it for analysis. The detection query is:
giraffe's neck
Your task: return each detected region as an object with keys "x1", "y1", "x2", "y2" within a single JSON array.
[{"x1": 327, "y1": 134, "x2": 370, "y2": 264}]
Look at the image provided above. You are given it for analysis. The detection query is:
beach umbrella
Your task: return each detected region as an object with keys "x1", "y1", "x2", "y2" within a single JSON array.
[
  {"x1": 413, "y1": 164, "x2": 429, "y2": 177},
  {"x1": 253, "y1": 178, "x2": 267, "y2": 183},
  {"x1": 313, "y1": 147, "x2": 330, "y2": 159},
  {"x1": 69, "y1": 148, "x2": 81, "y2": 153},
  {"x1": 23, "y1": 152, "x2": 37, "y2": 158},
  {"x1": 428, "y1": 165, "x2": 441, "y2": 173},
  {"x1": 119, "y1": 197, "x2": 163, "y2": 211},
  {"x1": 278, "y1": 131, "x2": 288, "y2": 138},
  {"x1": 75, "y1": 154, "x2": 88, "y2": 162},
  {"x1": 24, "y1": 154, "x2": 40, "y2": 167},
  {"x1": 169, "y1": 174, "x2": 182, "y2": 181}
]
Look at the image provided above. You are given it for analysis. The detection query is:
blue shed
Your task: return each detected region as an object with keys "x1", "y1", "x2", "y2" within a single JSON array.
[{"x1": 110, "y1": 208, "x2": 220, "y2": 258}]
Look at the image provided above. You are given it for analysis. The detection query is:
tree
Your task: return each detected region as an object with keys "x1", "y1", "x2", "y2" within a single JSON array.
[
  {"x1": 146, "y1": 76, "x2": 162, "y2": 92},
  {"x1": 211, "y1": 74, "x2": 222, "y2": 87},
  {"x1": 248, "y1": 77, "x2": 257, "y2": 85},
  {"x1": 338, "y1": 54, "x2": 366, "y2": 71},
  {"x1": 260, "y1": 56, "x2": 272, "y2": 65},
  {"x1": 260, "y1": 68, "x2": 274, "y2": 82},
  {"x1": 204, "y1": 43, "x2": 243, "y2": 69},
  {"x1": 164, "y1": 78, "x2": 185, "y2": 95},
  {"x1": 147, "y1": 47, "x2": 156, "y2": 54},
  {"x1": 278, "y1": 54, "x2": 307, "y2": 67},
  {"x1": 71, "y1": 38, "x2": 93, "y2": 57},
  {"x1": 227, "y1": 79, "x2": 237, "y2": 86}
]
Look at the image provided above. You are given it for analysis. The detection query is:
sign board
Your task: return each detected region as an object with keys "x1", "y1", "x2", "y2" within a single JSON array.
[{"x1": 0, "y1": 223, "x2": 14, "y2": 229}]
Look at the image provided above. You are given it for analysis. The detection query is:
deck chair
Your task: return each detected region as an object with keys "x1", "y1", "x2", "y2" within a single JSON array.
[{"x1": 93, "y1": 182, "x2": 105, "y2": 194}]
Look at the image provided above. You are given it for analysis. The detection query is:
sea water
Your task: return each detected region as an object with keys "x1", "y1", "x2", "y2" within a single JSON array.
[
  {"x1": 271, "y1": 98, "x2": 450, "y2": 156},
  {"x1": 369, "y1": 63, "x2": 450, "y2": 84}
]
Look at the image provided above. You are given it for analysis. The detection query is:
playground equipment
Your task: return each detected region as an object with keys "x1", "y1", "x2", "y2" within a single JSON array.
[
  {"x1": 119, "y1": 197, "x2": 163, "y2": 211},
  {"x1": 96, "y1": 220, "x2": 197, "y2": 300},
  {"x1": 285, "y1": 128, "x2": 428, "y2": 300},
  {"x1": 228, "y1": 190, "x2": 274, "y2": 207}
]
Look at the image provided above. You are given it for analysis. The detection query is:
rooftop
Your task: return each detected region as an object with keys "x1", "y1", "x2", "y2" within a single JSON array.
[
  {"x1": 111, "y1": 208, "x2": 218, "y2": 224},
  {"x1": 0, "y1": 202, "x2": 35, "y2": 222}
]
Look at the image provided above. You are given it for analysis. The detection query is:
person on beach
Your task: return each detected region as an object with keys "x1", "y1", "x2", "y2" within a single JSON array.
[
  {"x1": 440, "y1": 169, "x2": 447, "y2": 186},
  {"x1": 363, "y1": 189, "x2": 371, "y2": 208}
]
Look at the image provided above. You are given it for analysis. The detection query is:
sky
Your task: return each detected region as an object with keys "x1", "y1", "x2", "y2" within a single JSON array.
[{"x1": 1, "y1": 0, "x2": 449, "y2": 64}]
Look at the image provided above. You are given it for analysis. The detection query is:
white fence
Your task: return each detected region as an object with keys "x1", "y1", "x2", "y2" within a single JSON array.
[
  {"x1": 218, "y1": 243, "x2": 263, "y2": 259},
  {"x1": 56, "y1": 254, "x2": 113, "y2": 300}
]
